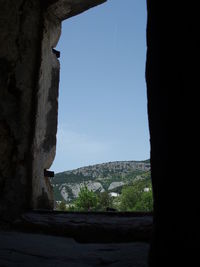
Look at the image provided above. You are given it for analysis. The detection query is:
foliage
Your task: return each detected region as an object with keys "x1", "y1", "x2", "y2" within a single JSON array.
[
  {"x1": 55, "y1": 170, "x2": 153, "y2": 212},
  {"x1": 119, "y1": 177, "x2": 153, "y2": 211},
  {"x1": 70, "y1": 179, "x2": 153, "y2": 212},
  {"x1": 119, "y1": 186, "x2": 140, "y2": 211},
  {"x1": 68, "y1": 189, "x2": 114, "y2": 212},
  {"x1": 51, "y1": 161, "x2": 151, "y2": 203},
  {"x1": 73, "y1": 185, "x2": 98, "y2": 211},
  {"x1": 134, "y1": 190, "x2": 153, "y2": 211},
  {"x1": 67, "y1": 179, "x2": 153, "y2": 212},
  {"x1": 97, "y1": 191, "x2": 113, "y2": 211}
]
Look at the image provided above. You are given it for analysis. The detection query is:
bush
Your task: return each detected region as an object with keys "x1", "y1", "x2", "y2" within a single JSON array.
[
  {"x1": 134, "y1": 190, "x2": 153, "y2": 211},
  {"x1": 119, "y1": 179, "x2": 153, "y2": 211},
  {"x1": 73, "y1": 185, "x2": 98, "y2": 211},
  {"x1": 97, "y1": 191, "x2": 113, "y2": 211}
]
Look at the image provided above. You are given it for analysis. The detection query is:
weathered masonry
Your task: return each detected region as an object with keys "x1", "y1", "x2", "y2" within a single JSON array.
[{"x1": 0, "y1": 1, "x2": 199, "y2": 266}]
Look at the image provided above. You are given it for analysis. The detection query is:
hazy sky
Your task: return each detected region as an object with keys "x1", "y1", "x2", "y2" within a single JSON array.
[{"x1": 51, "y1": 0, "x2": 149, "y2": 173}]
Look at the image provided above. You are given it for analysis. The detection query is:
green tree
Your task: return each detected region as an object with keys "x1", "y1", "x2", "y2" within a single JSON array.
[
  {"x1": 134, "y1": 190, "x2": 153, "y2": 211},
  {"x1": 74, "y1": 185, "x2": 98, "y2": 211},
  {"x1": 97, "y1": 191, "x2": 113, "y2": 211},
  {"x1": 119, "y1": 179, "x2": 153, "y2": 211},
  {"x1": 119, "y1": 186, "x2": 139, "y2": 211}
]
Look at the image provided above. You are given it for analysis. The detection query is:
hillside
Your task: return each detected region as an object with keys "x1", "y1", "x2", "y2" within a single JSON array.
[{"x1": 50, "y1": 160, "x2": 151, "y2": 203}]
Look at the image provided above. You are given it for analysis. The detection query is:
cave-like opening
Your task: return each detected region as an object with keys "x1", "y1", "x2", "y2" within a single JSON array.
[{"x1": 51, "y1": 0, "x2": 152, "y2": 213}]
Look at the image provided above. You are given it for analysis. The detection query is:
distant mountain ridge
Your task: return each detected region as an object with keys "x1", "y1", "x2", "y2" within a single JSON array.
[
  {"x1": 61, "y1": 159, "x2": 150, "y2": 178},
  {"x1": 50, "y1": 160, "x2": 151, "y2": 203}
]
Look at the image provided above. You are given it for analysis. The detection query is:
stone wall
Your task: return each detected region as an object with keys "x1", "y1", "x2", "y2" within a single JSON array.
[
  {"x1": 0, "y1": 0, "x2": 43, "y2": 219},
  {"x1": 32, "y1": 0, "x2": 107, "y2": 210},
  {"x1": 31, "y1": 4, "x2": 61, "y2": 210},
  {"x1": 146, "y1": 1, "x2": 199, "y2": 266},
  {"x1": 0, "y1": 0, "x2": 107, "y2": 218}
]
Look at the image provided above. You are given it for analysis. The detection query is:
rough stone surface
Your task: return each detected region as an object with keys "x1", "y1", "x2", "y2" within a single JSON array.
[
  {"x1": 0, "y1": 231, "x2": 149, "y2": 267},
  {"x1": 0, "y1": 0, "x2": 42, "y2": 219},
  {"x1": 31, "y1": 4, "x2": 61, "y2": 210},
  {"x1": 45, "y1": 0, "x2": 107, "y2": 21},
  {"x1": 0, "y1": 0, "x2": 107, "y2": 218},
  {"x1": 14, "y1": 211, "x2": 153, "y2": 243},
  {"x1": 31, "y1": 0, "x2": 108, "y2": 210}
]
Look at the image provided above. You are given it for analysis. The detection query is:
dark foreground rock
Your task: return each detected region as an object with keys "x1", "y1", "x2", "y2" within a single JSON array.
[
  {"x1": 13, "y1": 211, "x2": 153, "y2": 243},
  {"x1": 0, "y1": 231, "x2": 149, "y2": 267}
]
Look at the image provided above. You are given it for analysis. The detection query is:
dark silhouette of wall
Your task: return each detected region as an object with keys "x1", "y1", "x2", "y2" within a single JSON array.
[
  {"x1": 146, "y1": 1, "x2": 199, "y2": 266},
  {"x1": 0, "y1": 0, "x2": 43, "y2": 219}
]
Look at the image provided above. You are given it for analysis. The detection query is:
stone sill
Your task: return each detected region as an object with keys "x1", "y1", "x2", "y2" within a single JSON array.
[{"x1": 13, "y1": 211, "x2": 153, "y2": 243}]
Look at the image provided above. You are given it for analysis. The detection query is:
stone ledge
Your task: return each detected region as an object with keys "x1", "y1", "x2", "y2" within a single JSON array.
[
  {"x1": 13, "y1": 211, "x2": 153, "y2": 243},
  {"x1": 44, "y1": 0, "x2": 107, "y2": 21}
]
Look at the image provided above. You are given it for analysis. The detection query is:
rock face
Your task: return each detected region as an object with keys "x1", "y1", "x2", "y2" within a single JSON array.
[
  {"x1": 31, "y1": 0, "x2": 61, "y2": 210},
  {"x1": 0, "y1": 0, "x2": 43, "y2": 219},
  {"x1": 0, "y1": 231, "x2": 150, "y2": 267},
  {"x1": 52, "y1": 160, "x2": 151, "y2": 202},
  {"x1": 108, "y1": 182, "x2": 125, "y2": 191},
  {"x1": 59, "y1": 182, "x2": 105, "y2": 202},
  {"x1": 0, "y1": 0, "x2": 107, "y2": 219},
  {"x1": 67, "y1": 160, "x2": 150, "y2": 178}
]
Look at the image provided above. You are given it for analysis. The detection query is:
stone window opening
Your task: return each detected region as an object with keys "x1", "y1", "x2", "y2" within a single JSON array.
[
  {"x1": 49, "y1": 0, "x2": 151, "y2": 214},
  {"x1": 0, "y1": 0, "x2": 152, "y2": 245},
  {"x1": 18, "y1": 0, "x2": 153, "y2": 244},
  {"x1": 1, "y1": 0, "x2": 199, "y2": 265}
]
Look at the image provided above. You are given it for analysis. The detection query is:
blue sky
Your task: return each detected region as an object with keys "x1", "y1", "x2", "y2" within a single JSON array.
[{"x1": 51, "y1": 0, "x2": 149, "y2": 173}]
